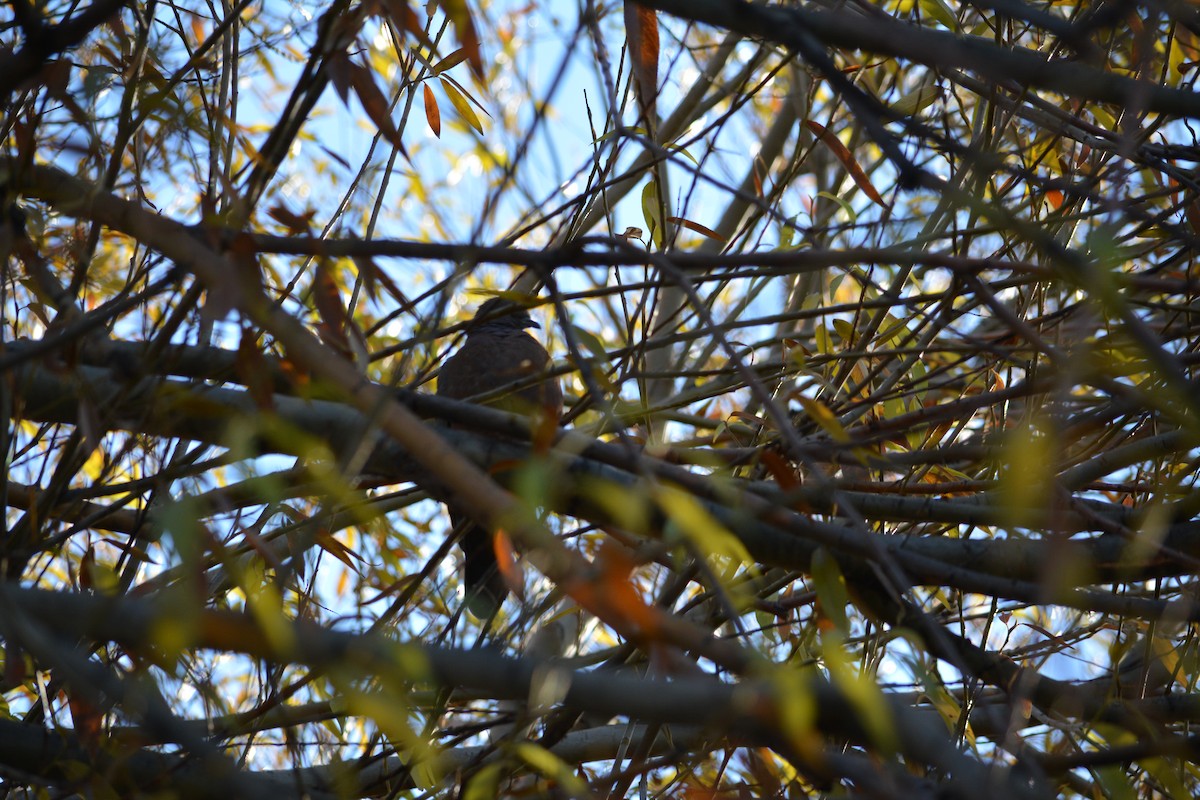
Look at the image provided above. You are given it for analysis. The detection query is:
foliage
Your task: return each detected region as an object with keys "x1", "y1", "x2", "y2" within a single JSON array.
[{"x1": 2, "y1": 0, "x2": 1200, "y2": 797}]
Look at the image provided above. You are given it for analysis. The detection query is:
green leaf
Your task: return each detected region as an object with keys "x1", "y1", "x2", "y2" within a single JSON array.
[
  {"x1": 810, "y1": 548, "x2": 851, "y2": 637},
  {"x1": 816, "y1": 190, "x2": 856, "y2": 222},
  {"x1": 641, "y1": 180, "x2": 664, "y2": 248},
  {"x1": 918, "y1": 0, "x2": 958, "y2": 30}
]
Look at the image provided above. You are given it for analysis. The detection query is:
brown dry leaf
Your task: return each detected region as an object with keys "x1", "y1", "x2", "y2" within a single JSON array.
[
  {"x1": 345, "y1": 58, "x2": 409, "y2": 155},
  {"x1": 1186, "y1": 201, "x2": 1200, "y2": 236},
  {"x1": 314, "y1": 527, "x2": 365, "y2": 572},
  {"x1": 328, "y1": 51, "x2": 354, "y2": 105},
  {"x1": 267, "y1": 204, "x2": 315, "y2": 234},
  {"x1": 382, "y1": 0, "x2": 435, "y2": 50},
  {"x1": 78, "y1": 544, "x2": 97, "y2": 592},
  {"x1": 236, "y1": 328, "x2": 274, "y2": 410},
  {"x1": 437, "y1": 0, "x2": 483, "y2": 79},
  {"x1": 67, "y1": 689, "x2": 103, "y2": 754},
  {"x1": 314, "y1": 259, "x2": 351, "y2": 347},
  {"x1": 353, "y1": 254, "x2": 410, "y2": 310},
  {"x1": 805, "y1": 120, "x2": 886, "y2": 207}
]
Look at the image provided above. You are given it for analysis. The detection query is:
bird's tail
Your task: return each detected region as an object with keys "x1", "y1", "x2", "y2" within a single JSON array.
[{"x1": 450, "y1": 510, "x2": 507, "y2": 617}]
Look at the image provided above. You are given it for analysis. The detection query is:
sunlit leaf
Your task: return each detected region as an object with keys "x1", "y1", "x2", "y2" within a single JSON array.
[
  {"x1": 624, "y1": 3, "x2": 659, "y2": 124},
  {"x1": 641, "y1": 179, "x2": 664, "y2": 248},
  {"x1": 792, "y1": 395, "x2": 850, "y2": 443},
  {"x1": 438, "y1": 77, "x2": 483, "y2": 133}
]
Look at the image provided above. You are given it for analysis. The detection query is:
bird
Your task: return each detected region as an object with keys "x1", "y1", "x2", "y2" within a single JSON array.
[{"x1": 436, "y1": 297, "x2": 563, "y2": 616}]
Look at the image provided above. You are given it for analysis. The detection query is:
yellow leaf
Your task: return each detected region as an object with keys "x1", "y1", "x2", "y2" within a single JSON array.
[
  {"x1": 822, "y1": 637, "x2": 897, "y2": 755},
  {"x1": 463, "y1": 763, "x2": 505, "y2": 800},
  {"x1": 793, "y1": 395, "x2": 849, "y2": 443},
  {"x1": 438, "y1": 77, "x2": 482, "y2": 133},
  {"x1": 655, "y1": 484, "x2": 754, "y2": 566},
  {"x1": 514, "y1": 742, "x2": 591, "y2": 797}
]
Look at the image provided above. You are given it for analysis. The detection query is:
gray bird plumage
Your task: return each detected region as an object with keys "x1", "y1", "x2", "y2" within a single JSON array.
[{"x1": 437, "y1": 299, "x2": 562, "y2": 616}]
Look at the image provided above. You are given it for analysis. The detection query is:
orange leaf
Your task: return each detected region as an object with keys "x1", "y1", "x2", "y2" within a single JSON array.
[
  {"x1": 760, "y1": 449, "x2": 800, "y2": 490},
  {"x1": 423, "y1": 83, "x2": 441, "y2": 137},
  {"x1": 190, "y1": 13, "x2": 207, "y2": 45},
  {"x1": 624, "y1": 3, "x2": 659, "y2": 123},
  {"x1": 67, "y1": 690, "x2": 103, "y2": 753},
  {"x1": 805, "y1": 120, "x2": 886, "y2": 207},
  {"x1": 492, "y1": 529, "x2": 525, "y2": 601},
  {"x1": 666, "y1": 216, "x2": 727, "y2": 242},
  {"x1": 564, "y1": 541, "x2": 662, "y2": 638}
]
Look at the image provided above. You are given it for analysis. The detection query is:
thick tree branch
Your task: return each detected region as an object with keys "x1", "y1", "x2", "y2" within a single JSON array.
[
  {"x1": 0, "y1": 0, "x2": 130, "y2": 98},
  {"x1": 634, "y1": 0, "x2": 1200, "y2": 118},
  {"x1": 0, "y1": 583, "x2": 1051, "y2": 800}
]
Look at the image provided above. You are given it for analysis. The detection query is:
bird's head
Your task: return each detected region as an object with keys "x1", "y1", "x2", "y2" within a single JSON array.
[{"x1": 471, "y1": 297, "x2": 540, "y2": 331}]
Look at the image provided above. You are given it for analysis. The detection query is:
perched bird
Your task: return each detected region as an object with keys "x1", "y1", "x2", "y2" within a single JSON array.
[{"x1": 436, "y1": 297, "x2": 562, "y2": 616}]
